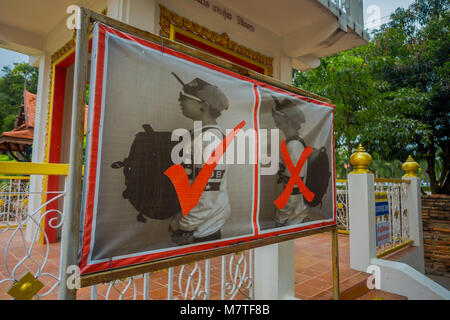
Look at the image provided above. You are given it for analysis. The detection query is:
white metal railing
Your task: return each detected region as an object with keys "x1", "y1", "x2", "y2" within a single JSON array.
[
  {"x1": 0, "y1": 176, "x2": 30, "y2": 227},
  {"x1": 0, "y1": 163, "x2": 69, "y2": 300},
  {"x1": 0, "y1": 186, "x2": 66, "y2": 299},
  {"x1": 374, "y1": 179, "x2": 410, "y2": 256},
  {"x1": 86, "y1": 251, "x2": 254, "y2": 300},
  {"x1": 331, "y1": 0, "x2": 350, "y2": 14},
  {"x1": 327, "y1": 0, "x2": 366, "y2": 35},
  {"x1": 335, "y1": 178, "x2": 412, "y2": 256},
  {"x1": 0, "y1": 165, "x2": 255, "y2": 300},
  {"x1": 336, "y1": 179, "x2": 349, "y2": 232}
]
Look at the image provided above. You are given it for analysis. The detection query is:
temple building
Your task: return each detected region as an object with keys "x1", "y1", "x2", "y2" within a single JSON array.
[
  {"x1": 0, "y1": 90, "x2": 35, "y2": 162},
  {"x1": 0, "y1": 0, "x2": 377, "y2": 300}
]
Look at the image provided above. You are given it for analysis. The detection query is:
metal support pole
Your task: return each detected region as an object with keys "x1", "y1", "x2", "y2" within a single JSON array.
[
  {"x1": 204, "y1": 259, "x2": 210, "y2": 300},
  {"x1": 143, "y1": 273, "x2": 150, "y2": 300},
  {"x1": 167, "y1": 267, "x2": 174, "y2": 300},
  {"x1": 58, "y1": 8, "x2": 91, "y2": 300},
  {"x1": 332, "y1": 226, "x2": 340, "y2": 300}
]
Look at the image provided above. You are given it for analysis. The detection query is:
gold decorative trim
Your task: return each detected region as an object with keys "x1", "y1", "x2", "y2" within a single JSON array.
[
  {"x1": 376, "y1": 239, "x2": 414, "y2": 259},
  {"x1": 170, "y1": 24, "x2": 271, "y2": 76},
  {"x1": 375, "y1": 192, "x2": 388, "y2": 200},
  {"x1": 374, "y1": 178, "x2": 411, "y2": 184},
  {"x1": 159, "y1": 4, "x2": 273, "y2": 76}
]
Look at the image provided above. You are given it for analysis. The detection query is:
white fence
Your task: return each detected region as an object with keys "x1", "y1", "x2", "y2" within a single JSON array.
[
  {"x1": 1, "y1": 174, "x2": 415, "y2": 300},
  {"x1": 335, "y1": 178, "x2": 411, "y2": 256},
  {"x1": 0, "y1": 165, "x2": 257, "y2": 300},
  {"x1": 0, "y1": 176, "x2": 30, "y2": 227},
  {"x1": 0, "y1": 174, "x2": 66, "y2": 300}
]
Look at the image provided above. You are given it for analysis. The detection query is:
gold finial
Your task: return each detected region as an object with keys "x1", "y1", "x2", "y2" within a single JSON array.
[
  {"x1": 402, "y1": 155, "x2": 419, "y2": 177},
  {"x1": 349, "y1": 144, "x2": 373, "y2": 174}
]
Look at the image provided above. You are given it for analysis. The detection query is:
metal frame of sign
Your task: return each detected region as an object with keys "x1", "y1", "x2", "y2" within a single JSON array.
[{"x1": 59, "y1": 8, "x2": 340, "y2": 299}]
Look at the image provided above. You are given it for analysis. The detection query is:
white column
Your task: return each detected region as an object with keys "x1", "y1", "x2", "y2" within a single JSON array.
[
  {"x1": 26, "y1": 53, "x2": 51, "y2": 243},
  {"x1": 254, "y1": 242, "x2": 295, "y2": 299},
  {"x1": 107, "y1": 0, "x2": 157, "y2": 34},
  {"x1": 107, "y1": 0, "x2": 131, "y2": 22},
  {"x1": 404, "y1": 176, "x2": 425, "y2": 273},
  {"x1": 254, "y1": 55, "x2": 296, "y2": 300},
  {"x1": 348, "y1": 172, "x2": 377, "y2": 272}
]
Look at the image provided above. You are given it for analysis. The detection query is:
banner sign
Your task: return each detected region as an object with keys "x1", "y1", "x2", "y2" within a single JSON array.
[
  {"x1": 376, "y1": 221, "x2": 391, "y2": 246},
  {"x1": 375, "y1": 192, "x2": 390, "y2": 246},
  {"x1": 78, "y1": 23, "x2": 336, "y2": 275},
  {"x1": 375, "y1": 198, "x2": 389, "y2": 217}
]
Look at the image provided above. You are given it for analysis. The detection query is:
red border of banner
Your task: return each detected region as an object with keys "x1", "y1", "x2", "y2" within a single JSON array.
[{"x1": 78, "y1": 23, "x2": 336, "y2": 275}]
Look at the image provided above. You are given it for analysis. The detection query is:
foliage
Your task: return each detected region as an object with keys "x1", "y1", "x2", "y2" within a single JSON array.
[
  {"x1": 373, "y1": 0, "x2": 450, "y2": 194},
  {"x1": 293, "y1": 0, "x2": 449, "y2": 194},
  {"x1": 0, "y1": 154, "x2": 14, "y2": 161},
  {"x1": 0, "y1": 62, "x2": 38, "y2": 133},
  {"x1": 0, "y1": 62, "x2": 38, "y2": 162}
]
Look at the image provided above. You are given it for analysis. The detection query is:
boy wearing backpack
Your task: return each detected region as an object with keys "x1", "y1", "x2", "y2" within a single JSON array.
[
  {"x1": 272, "y1": 96, "x2": 313, "y2": 227},
  {"x1": 168, "y1": 73, "x2": 231, "y2": 245}
]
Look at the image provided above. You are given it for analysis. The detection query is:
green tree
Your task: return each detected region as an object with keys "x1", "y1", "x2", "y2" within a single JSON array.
[
  {"x1": 0, "y1": 62, "x2": 38, "y2": 133},
  {"x1": 293, "y1": 45, "x2": 383, "y2": 160},
  {"x1": 293, "y1": 0, "x2": 449, "y2": 194},
  {"x1": 371, "y1": 0, "x2": 449, "y2": 194}
]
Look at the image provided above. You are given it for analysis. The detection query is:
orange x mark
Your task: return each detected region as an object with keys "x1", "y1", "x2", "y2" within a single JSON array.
[{"x1": 274, "y1": 140, "x2": 315, "y2": 210}]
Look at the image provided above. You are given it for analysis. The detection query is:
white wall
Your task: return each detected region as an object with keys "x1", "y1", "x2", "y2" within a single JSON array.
[{"x1": 107, "y1": 0, "x2": 288, "y2": 83}]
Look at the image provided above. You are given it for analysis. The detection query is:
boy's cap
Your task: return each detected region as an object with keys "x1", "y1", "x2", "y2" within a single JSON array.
[
  {"x1": 271, "y1": 95, "x2": 306, "y2": 125},
  {"x1": 172, "y1": 73, "x2": 229, "y2": 112}
]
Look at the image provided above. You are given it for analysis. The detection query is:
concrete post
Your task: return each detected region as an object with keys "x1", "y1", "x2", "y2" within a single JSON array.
[
  {"x1": 347, "y1": 144, "x2": 377, "y2": 272},
  {"x1": 26, "y1": 53, "x2": 50, "y2": 243},
  {"x1": 254, "y1": 242, "x2": 295, "y2": 299},
  {"x1": 107, "y1": 0, "x2": 157, "y2": 33},
  {"x1": 348, "y1": 172, "x2": 377, "y2": 272},
  {"x1": 254, "y1": 55, "x2": 296, "y2": 300},
  {"x1": 403, "y1": 176, "x2": 424, "y2": 272},
  {"x1": 402, "y1": 156, "x2": 425, "y2": 273}
]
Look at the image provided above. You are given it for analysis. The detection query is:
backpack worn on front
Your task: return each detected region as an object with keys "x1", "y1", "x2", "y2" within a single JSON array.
[
  {"x1": 111, "y1": 124, "x2": 180, "y2": 222},
  {"x1": 284, "y1": 136, "x2": 331, "y2": 208}
]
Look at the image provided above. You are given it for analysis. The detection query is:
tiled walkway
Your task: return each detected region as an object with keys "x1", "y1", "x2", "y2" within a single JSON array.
[
  {"x1": 293, "y1": 231, "x2": 363, "y2": 299},
  {"x1": 1, "y1": 228, "x2": 367, "y2": 300}
]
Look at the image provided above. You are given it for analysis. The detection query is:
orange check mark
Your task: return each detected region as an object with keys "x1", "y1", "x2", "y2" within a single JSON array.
[{"x1": 165, "y1": 121, "x2": 246, "y2": 216}]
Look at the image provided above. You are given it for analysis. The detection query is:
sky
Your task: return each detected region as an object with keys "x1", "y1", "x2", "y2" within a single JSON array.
[
  {"x1": 363, "y1": 0, "x2": 416, "y2": 30},
  {"x1": 0, "y1": 0, "x2": 416, "y2": 75},
  {"x1": 0, "y1": 48, "x2": 28, "y2": 75}
]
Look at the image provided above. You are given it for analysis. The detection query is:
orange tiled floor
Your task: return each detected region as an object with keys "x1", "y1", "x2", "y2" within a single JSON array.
[{"x1": 0, "y1": 228, "x2": 362, "y2": 300}]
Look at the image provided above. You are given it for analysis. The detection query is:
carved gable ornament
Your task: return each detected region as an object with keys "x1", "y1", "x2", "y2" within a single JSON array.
[{"x1": 159, "y1": 5, "x2": 273, "y2": 76}]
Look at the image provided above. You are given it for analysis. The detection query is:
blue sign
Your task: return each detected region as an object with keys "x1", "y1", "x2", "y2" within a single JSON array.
[{"x1": 376, "y1": 201, "x2": 389, "y2": 216}]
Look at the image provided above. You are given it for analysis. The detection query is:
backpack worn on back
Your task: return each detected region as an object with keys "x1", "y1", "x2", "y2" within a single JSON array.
[
  {"x1": 111, "y1": 124, "x2": 180, "y2": 222},
  {"x1": 284, "y1": 136, "x2": 331, "y2": 208}
]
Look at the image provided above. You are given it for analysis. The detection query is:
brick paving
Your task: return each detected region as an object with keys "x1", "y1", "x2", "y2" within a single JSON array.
[{"x1": 1, "y1": 228, "x2": 371, "y2": 300}]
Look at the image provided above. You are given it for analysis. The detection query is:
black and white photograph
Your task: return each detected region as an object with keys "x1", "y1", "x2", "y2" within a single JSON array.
[
  {"x1": 257, "y1": 87, "x2": 335, "y2": 232},
  {"x1": 84, "y1": 26, "x2": 257, "y2": 263}
]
